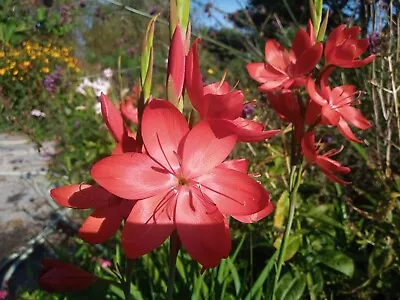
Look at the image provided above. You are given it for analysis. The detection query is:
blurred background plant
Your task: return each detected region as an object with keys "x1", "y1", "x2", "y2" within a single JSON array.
[{"x1": 0, "y1": 0, "x2": 399, "y2": 299}]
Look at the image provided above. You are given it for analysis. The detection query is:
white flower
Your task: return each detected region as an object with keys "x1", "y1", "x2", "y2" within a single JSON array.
[
  {"x1": 103, "y1": 68, "x2": 113, "y2": 79},
  {"x1": 76, "y1": 76, "x2": 111, "y2": 97},
  {"x1": 94, "y1": 102, "x2": 102, "y2": 114},
  {"x1": 31, "y1": 109, "x2": 46, "y2": 118}
]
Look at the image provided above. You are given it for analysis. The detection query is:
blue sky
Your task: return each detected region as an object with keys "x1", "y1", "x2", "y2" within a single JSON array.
[{"x1": 192, "y1": 0, "x2": 245, "y2": 28}]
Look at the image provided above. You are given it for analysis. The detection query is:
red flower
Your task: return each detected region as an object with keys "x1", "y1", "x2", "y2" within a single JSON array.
[
  {"x1": 306, "y1": 76, "x2": 371, "y2": 143},
  {"x1": 186, "y1": 39, "x2": 279, "y2": 142},
  {"x1": 246, "y1": 28, "x2": 322, "y2": 91},
  {"x1": 91, "y1": 100, "x2": 272, "y2": 268},
  {"x1": 100, "y1": 93, "x2": 138, "y2": 154},
  {"x1": 50, "y1": 184, "x2": 134, "y2": 244},
  {"x1": 39, "y1": 260, "x2": 98, "y2": 292},
  {"x1": 325, "y1": 25, "x2": 375, "y2": 68},
  {"x1": 301, "y1": 131, "x2": 350, "y2": 184}
]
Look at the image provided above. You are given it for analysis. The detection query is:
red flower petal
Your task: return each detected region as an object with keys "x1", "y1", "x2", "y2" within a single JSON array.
[
  {"x1": 293, "y1": 43, "x2": 323, "y2": 76},
  {"x1": 301, "y1": 131, "x2": 317, "y2": 163},
  {"x1": 292, "y1": 28, "x2": 313, "y2": 58},
  {"x1": 100, "y1": 93, "x2": 127, "y2": 143},
  {"x1": 306, "y1": 77, "x2": 327, "y2": 106},
  {"x1": 231, "y1": 118, "x2": 280, "y2": 142},
  {"x1": 246, "y1": 63, "x2": 284, "y2": 83},
  {"x1": 78, "y1": 205, "x2": 123, "y2": 244},
  {"x1": 91, "y1": 153, "x2": 176, "y2": 200},
  {"x1": 182, "y1": 120, "x2": 237, "y2": 179},
  {"x1": 265, "y1": 40, "x2": 290, "y2": 71},
  {"x1": 122, "y1": 190, "x2": 176, "y2": 258},
  {"x1": 232, "y1": 195, "x2": 274, "y2": 223},
  {"x1": 203, "y1": 81, "x2": 230, "y2": 95},
  {"x1": 219, "y1": 159, "x2": 248, "y2": 173},
  {"x1": 50, "y1": 184, "x2": 115, "y2": 209},
  {"x1": 337, "y1": 118, "x2": 362, "y2": 143},
  {"x1": 325, "y1": 25, "x2": 346, "y2": 60},
  {"x1": 202, "y1": 91, "x2": 243, "y2": 120},
  {"x1": 176, "y1": 186, "x2": 231, "y2": 268},
  {"x1": 142, "y1": 99, "x2": 189, "y2": 172},
  {"x1": 196, "y1": 168, "x2": 269, "y2": 216},
  {"x1": 339, "y1": 106, "x2": 371, "y2": 129}
]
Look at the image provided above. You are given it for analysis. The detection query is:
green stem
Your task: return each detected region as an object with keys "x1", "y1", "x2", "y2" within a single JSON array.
[
  {"x1": 167, "y1": 231, "x2": 180, "y2": 300},
  {"x1": 123, "y1": 259, "x2": 134, "y2": 300},
  {"x1": 273, "y1": 164, "x2": 303, "y2": 296}
]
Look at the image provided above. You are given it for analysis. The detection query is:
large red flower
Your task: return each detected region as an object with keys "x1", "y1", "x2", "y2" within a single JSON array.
[
  {"x1": 306, "y1": 76, "x2": 371, "y2": 143},
  {"x1": 91, "y1": 100, "x2": 272, "y2": 268},
  {"x1": 39, "y1": 260, "x2": 98, "y2": 292},
  {"x1": 50, "y1": 184, "x2": 134, "y2": 244},
  {"x1": 301, "y1": 131, "x2": 350, "y2": 184},
  {"x1": 186, "y1": 39, "x2": 279, "y2": 142},
  {"x1": 246, "y1": 28, "x2": 322, "y2": 91},
  {"x1": 325, "y1": 25, "x2": 375, "y2": 68}
]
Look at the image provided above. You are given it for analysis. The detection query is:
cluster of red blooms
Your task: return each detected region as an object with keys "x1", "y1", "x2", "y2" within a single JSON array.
[
  {"x1": 39, "y1": 21, "x2": 374, "y2": 291},
  {"x1": 41, "y1": 25, "x2": 281, "y2": 290},
  {"x1": 247, "y1": 21, "x2": 374, "y2": 184}
]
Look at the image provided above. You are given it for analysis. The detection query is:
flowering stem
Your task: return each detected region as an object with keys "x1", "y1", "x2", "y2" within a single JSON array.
[
  {"x1": 273, "y1": 163, "x2": 303, "y2": 296},
  {"x1": 167, "y1": 230, "x2": 180, "y2": 300},
  {"x1": 123, "y1": 259, "x2": 134, "y2": 300}
]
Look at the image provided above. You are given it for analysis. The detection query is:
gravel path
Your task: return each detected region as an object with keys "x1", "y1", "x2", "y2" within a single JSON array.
[{"x1": 0, "y1": 133, "x2": 55, "y2": 261}]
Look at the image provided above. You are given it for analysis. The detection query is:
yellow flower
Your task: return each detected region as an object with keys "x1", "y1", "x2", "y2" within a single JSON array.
[
  {"x1": 41, "y1": 67, "x2": 50, "y2": 73},
  {"x1": 31, "y1": 55, "x2": 36, "y2": 60},
  {"x1": 44, "y1": 58, "x2": 49, "y2": 64},
  {"x1": 12, "y1": 70, "x2": 18, "y2": 76},
  {"x1": 0, "y1": 69, "x2": 6, "y2": 75},
  {"x1": 0, "y1": 51, "x2": 4, "y2": 58},
  {"x1": 19, "y1": 76, "x2": 24, "y2": 81},
  {"x1": 207, "y1": 68, "x2": 214, "y2": 75},
  {"x1": 22, "y1": 61, "x2": 30, "y2": 68}
]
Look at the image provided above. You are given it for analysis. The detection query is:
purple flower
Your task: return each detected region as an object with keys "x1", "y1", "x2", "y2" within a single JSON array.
[
  {"x1": 242, "y1": 101, "x2": 256, "y2": 119},
  {"x1": 74, "y1": 121, "x2": 81, "y2": 127},
  {"x1": 0, "y1": 290, "x2": 8, "y2": 300},
  {"x1": 44, "y1": 66, "x2": 63, "y2": 94},
  {"x1": 368, "y1": 32, "x2": 381, "y2": 54}
]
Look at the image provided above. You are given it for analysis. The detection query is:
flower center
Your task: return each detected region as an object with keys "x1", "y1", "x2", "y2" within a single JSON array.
[{"x1": 176, "y1": 174, "x2": 188, "y2": 186}]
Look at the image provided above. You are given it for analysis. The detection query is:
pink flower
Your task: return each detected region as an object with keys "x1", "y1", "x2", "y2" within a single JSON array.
[
  {"x1": 246, "y1": 27, "x2": 322, "y2": 91},
  {"x1": 301, "y1": 131, "x2": 350, "y2": 184},
  {"x1": 306, "y1": 76, "x2": 371, "y2": 143},
  {"x1": 91, "y1": 100, "x2": 272, "y2": 268},
  {"x1": 325, "y1": 25, "x2": 375, "y2": 68},
  {"x1": 186, "y1": 39, "x2": 279, "y2": 142}
]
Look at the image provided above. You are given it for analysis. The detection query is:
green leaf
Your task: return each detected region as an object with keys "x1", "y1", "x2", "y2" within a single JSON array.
[
  {"x1": 303, "y1": 205, "x2": 344, "y2": 229},
  {"x1": 318, "y1": 251, "x2": 354, "y2": 277},
  {"x1": 317, "y1": 8, "x2": 329, "y2": 42},
  {"x1": 226, "y1": 258, "x2": 241, "y2": 295},
  {"x1": 244, "y1": 251, "x2": 278, "y2": 300},
  {"x1": 273, "y1": 234, "x2": 302, "y2": 261},
  {"x1": 276, "y1": 272, "x2": 306, "y2": 300},
  {"x1": 273, "y1": 191, "x2": 289, "y2": 229},
  {"x1": 140, "y1": 15, "x2": 157, "y2": 98}
]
